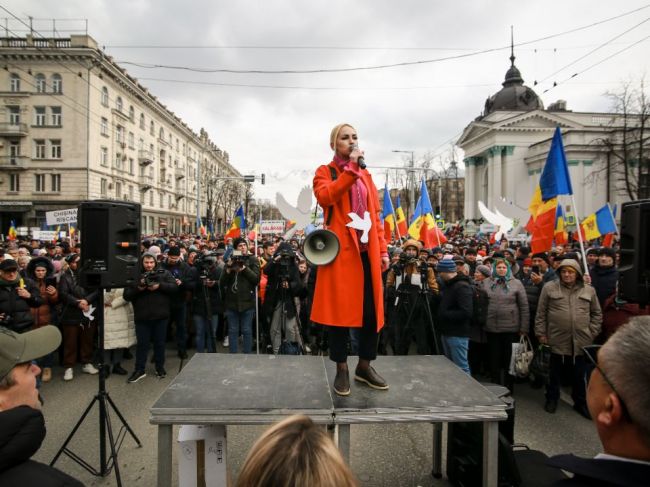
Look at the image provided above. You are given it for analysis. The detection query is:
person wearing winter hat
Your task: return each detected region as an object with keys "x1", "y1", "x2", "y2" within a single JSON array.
[
  {"x1": 436, "y1": 258, "x2": 473, "y2": 374},
  {"x1": 591, "y1": 247, "x2": 619, "y2": 309},
  {"x1": 535, "y1": 259, "x2": 602, "y2": 417}
]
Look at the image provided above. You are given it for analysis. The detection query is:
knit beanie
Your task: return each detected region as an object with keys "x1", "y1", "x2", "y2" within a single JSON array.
[
  {"x1": 436, "y1": 259, "x2": 457, "y2": 273},
  {"x1": 476, "y1": 265, "x2": 491, "y2": 278}
]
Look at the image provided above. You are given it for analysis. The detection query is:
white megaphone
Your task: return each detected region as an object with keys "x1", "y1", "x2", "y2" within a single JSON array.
[{"x1": 303, "y1": 229, "x2": 340, "y2": 266}]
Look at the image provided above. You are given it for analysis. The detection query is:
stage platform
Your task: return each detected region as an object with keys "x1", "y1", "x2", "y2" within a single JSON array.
[{"x1": 150, "y1": 354, "x2": 507, "y2": 487}]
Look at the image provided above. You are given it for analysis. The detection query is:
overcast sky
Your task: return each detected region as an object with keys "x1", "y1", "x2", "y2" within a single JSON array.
[{"x1": 6, "y1": 1, "x2": 650, "y2": 205}]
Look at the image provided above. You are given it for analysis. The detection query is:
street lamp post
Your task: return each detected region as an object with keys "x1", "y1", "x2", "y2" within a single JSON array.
[{"x1": 392, "y1": 150, "x2": 415, "y2": 220}]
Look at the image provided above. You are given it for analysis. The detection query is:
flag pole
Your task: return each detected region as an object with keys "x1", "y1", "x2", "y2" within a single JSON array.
[
  {"x1": 570, "y1": 195, "x2": 590, "y2": 278},
  {"x1": 606, "y1": 202, "x2": 620, "y2": 237}
]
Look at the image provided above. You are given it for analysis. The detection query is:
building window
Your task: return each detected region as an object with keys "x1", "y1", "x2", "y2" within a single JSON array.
[
  {"x1": 34, "y1": 174, "x2": 46, "y2": 192},
  {"x1": 159, "y1": 192, "x2": 164, "y2": 208},
  {"x1": 128, "y1": 131, "x2": 134, "y2": 148},
  {"x1": 8, "y1": 106, "x2": 20, "y2": 125},
  {"x1": 138, "y1": 138, "x2": 144, "y2": 150},
  {"x1": 115, "y1": 154, "x2": 122, "y2": 170},
  {"x1": 9, "y1": 73, "x2": 20, "y2": 92},
  {"x1": 100, "y1": 178, "x2": 107, "y2": 197},
  {"x1": 116, "y1": 96, "x2": 123, "y2": 112},
  {"x1": 50, "y1": 140, "x2": 62, "y2": 159},
  {"x1": 100, "y1": 147, "x2": 108, "y2": 167},
  {"x1": 101, "y1": 117, "x2": 108, "y2": 136},
  {"x1": 51, "y1": 107, "x2": 62, "y2": 126},
  {"x1": 128, "y1": 158, "x2": 134, "y2": 175},
  {"x1": 34, "y1": 140, "x2": 46, "y2": 159},
  {"x1": 116, "y1": 125, "x2": 124, "y2": 144},
  {"x1": 150, "y1": 120, "x2": 155, "y2": 136},
  {"x1": 35, "y1": 73, "x2": 46, "y2": 93},
  {"x1": 51, "y1": 174, "x2": 61, "y2": 192},
  {"x1": 159, "y1": 127, "x2": 165, "y2": 140},
  {"x1": 139, "y1": 113, "x2": 145, "y2": 130},
  {"x1": 115, "y1": 181, "x2": 122, "y2": 199},
  {"x1": 128, "y1": 185, "x2": 134, "y2": 201},
  {"x1": 101, "y1": 86, "x2": 109, "y2": 106},
  {"x1": 9, "y1": 174, "x2": 19, "y2": 192},
  {"x1": 34, "y1": 106, "x2": 46, "y2": 126},
  {"x1": 129, "y1": 105, "x2": 134, "y2": 122},
  {"x1": 51, "y1": 74, "x2": 62, "y2": 93},
  {"x1": 149, "y1": 191, "x2": 154, "y2": 206}
]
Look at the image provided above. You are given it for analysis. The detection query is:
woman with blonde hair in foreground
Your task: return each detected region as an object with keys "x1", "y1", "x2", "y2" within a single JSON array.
[{"x1": 236, "y1": 415, "x2": 358, "y2": 487}]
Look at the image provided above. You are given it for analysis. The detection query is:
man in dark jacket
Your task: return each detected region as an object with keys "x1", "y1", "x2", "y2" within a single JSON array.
[
  {"x1": 590, "y1": 247, "x2": 619, "y2": 309},
  {"x1": 161, "y1": 246, "x2": 196, "y2": 359},
  {"x1": 124, "y1": 252, "x2": 177, "y2": 382},
  {"x1": 0, "y1": 259, "x2": 42, "y2": 334},
  {"x1": 0, "y1": 325, "x2": 85, "y2": 486},
  {"x1": 191, "y1": 254, "x2": 222, "y2": 353},
  {"x1": 547, "y1": 316, "x2": 650, "y2": 486},
  {"x1": 436, "y1": 259, "x2": 473, "y2": 374},
  {"x1": 219, "y1": 238, "x2": 260, "y2": 354}
]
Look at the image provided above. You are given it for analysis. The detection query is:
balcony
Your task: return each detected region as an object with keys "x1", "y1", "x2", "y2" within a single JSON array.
[
  {"x1": 139, "y1": 173, "x2": 154, "y2": 191},
  {"x1": 175, "y1": 166, "x2": 185, "y2": 180},
  {"x1": 0, "y1": 122, "x2": 28, "y2": 136},
  {"x1": 138, "y1": 150, "x2": 154, "y2": 166},
  {"x1": 0, "y1": 155, "x2": 28, "y2": 170}
]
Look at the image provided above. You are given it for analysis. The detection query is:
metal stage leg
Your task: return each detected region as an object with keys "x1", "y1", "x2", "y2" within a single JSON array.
[
  {"x1": 158, "y1": 424, "x2": 173, "y2": 487},
  {"x1": 431, "y1": 422, "x2": 443, "y2": 478},
  {"x1": 483, "y1": 421, "x2": 498, "y2": 487},
  {"x1": 337, "y1": 424, "x2": 351, "y2": 463}
]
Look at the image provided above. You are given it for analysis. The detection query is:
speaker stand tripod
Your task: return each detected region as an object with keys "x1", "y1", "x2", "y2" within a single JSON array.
[{"x1": 50, "y1": 291, "x2": 141, "y2": 487}]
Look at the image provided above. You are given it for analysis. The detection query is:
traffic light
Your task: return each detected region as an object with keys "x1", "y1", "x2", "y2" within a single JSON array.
[
  {"x1": 243, "y1": 175, "x2": 255, "y2": 183},
  {"x1": 435, "y1": 206, "x2": 441, "y2": 219},
  {"x1": 261, "y1": 173, "x2": 265, "y2": 185}
]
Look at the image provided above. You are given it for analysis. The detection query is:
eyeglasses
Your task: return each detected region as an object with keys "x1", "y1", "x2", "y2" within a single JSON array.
[{"x1": 582, "y1": 345, "x2": 630, "y2": 420}]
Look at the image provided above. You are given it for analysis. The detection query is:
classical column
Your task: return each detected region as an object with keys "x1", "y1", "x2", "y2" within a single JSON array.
[
  {"x1": 491, "y1": 146, "x2": 503, "y2": 202},
  {"x1": 466, "y1": 159, "x2": 475, "y2": 219},
  {"x1": 487, "y1": 152, "x2": 494, "y2": 208}
]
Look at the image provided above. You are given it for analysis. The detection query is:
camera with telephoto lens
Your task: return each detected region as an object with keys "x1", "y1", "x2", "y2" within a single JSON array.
[
  {"x1": 142, "y1": 269, "x2": 166, "y2": 286},
  {"x1": 229, "y1": 250, "x2": 248, "y2": 266},
  {"x1": 392, "y1": 253, "x2": 418, "y2": 276},
  {"x1": 195, "y1": 252, "x2": 218, "y2": 280}
]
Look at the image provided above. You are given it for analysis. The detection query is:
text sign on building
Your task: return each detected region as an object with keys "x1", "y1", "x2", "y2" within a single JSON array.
[
  {"x1": 46, "y1": 208, "x2": 78, "y2": 226},
  {"x1": 260, "y1": 220, "x2": 286, "y2": 234}
]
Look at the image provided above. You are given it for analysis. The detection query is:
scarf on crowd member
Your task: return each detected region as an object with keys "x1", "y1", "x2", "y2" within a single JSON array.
[
  {"x1": 333, "y1": 154, "x2": 369, "y2": 249},
  {"x1": 490, "y1": 258, "x2": 512, "y2": 293},
  {"x1": 0, "y1": 275, "x2": 21, "y2": 287}
]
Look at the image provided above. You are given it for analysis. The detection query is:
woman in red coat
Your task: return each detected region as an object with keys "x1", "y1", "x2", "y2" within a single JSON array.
[{"x1": 311, "y1": 123, "x2": 389, "y2": 396}]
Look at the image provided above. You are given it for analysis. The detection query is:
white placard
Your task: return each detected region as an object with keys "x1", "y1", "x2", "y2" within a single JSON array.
[
  {"x1": 479, "y1": 223, "x2": 497, "y2": 233},
  {"x1": 33, "y1": 230, "x2": 57, "y2": 241},
  {"x1": 260, "y1": 220, "x2": 285, "y2": 234},
  {"x1": 46, "y1": 208, "x2": 78, "y2": 226}
]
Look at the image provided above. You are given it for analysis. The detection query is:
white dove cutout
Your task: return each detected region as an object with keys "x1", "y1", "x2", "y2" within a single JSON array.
[
  {"x1": 83, "y1": 304, "x2": 96, "y2": 321},
  {"x1": 478, "y1": 201, "x2": 514, "y2": 241},
  {"x1": 275, "y1": 186, "x2": 313, "y2": 239},
  {"x1": 346, "y1": 211, "x2": 372, "y2": 243},
  {"x1": 494, "y1": 197, "x2": 530, "y2": 236}
]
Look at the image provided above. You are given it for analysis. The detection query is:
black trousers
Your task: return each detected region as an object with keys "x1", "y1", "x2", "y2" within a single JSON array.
[
  {"x1": 328, "y1": 252, "x2": 378, "y2": 363},
  {"x1": 546, "y1": 353, "x2": 588, "y2": 407},
  {"x1": 486, "y1": 331, "x2": 518, "y2": 393}
]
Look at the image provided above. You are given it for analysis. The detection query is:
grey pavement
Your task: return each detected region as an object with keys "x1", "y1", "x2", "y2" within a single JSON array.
[{"x1": 33, "y1": 347, "x2": 601, "y2": 486}]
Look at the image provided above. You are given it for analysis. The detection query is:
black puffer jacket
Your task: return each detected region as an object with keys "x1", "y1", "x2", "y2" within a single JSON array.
[
  {"x1": 263, "y1": 244, "x2": 306, "y2": 320},
  {"x1": 437, "y1": 274, "x2": 473, "y2": 337},
  {"x1": 123, "y1": 256, "x2": 178, "y2": 321},
  {"x1": 0, "y1": 276, "x2": 42, "y2": 333},
  {"x1": 590, "y1": 264, "x2": 619, "y2": 308},
  {"x1": 0, "y1": 406, "x2": 84, "y2": 486},
  {"x1": 57, "y1": 268, "x2": 99, "y2": 326},
  {"x1": 161, "y1": 259, "x2": 197, "y2": 309}
]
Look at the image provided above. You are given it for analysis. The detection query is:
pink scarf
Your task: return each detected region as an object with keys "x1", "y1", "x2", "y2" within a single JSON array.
[{"x1": 333, "y1": 155, "x2": 368, "y2": 249}]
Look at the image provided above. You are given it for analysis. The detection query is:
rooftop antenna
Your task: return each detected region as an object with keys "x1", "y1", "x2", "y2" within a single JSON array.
[{"x1": 510, "y1": 25, "x2": 515, "y2": 66}]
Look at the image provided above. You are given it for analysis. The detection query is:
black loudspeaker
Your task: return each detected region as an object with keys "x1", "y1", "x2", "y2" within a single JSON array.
[
  {"x1": 78, "y1": 200, "x2": 141, "y2": 288},
  {"x1": 618, "y1": 199, "x2": 650, "y2": 306}
]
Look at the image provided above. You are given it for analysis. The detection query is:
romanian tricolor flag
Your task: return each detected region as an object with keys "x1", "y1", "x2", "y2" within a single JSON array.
[
  {"x1": 381, "y1": 186, "x2": 396, "y2": 242},
  {"x1": 408, "y1": 180, "x2": 447, "y2": 248},
  {"x1": 554, "y1": 204, "x2": 568, "y2": 245},
  {"x1": 527, "y1": 127, "x2": 573, "y2": 253},
  {"x1": 196, "y1": 216, "x2": 207, "y2": 236},
  {"x1": 8, "y1": 220, "x2": 17, "y2": 240},
  {"x1": 576, "y1": 204, "x2": 618, "y2": 241},
  {"x1": 224, "y1": 205, "x2": 246, "y2": 240},
  {"x1": 395, "y1": 195, "x2": 407, "y2": 238}
]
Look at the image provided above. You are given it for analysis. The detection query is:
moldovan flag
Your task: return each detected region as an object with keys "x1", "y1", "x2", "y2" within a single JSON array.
[
  {"x1": 381, "y1": 186, "x2": 396, "y2": 242},
  {"x1": 577, "y1": 204, "x2": 618, "y2": 241},
  {"x1": 7, "y1": 220, "x2": 17, "y2": 240},
  {"x1": 196, "y1": 216, "x2": 207, "y2": 236},
  {"x1": 224, "y1": 205, "x2": 246, "y2": 239},
  {"x1": 395, "y1": 195, "x2": 408, "y2": 237},
  {"x1": 527, "y1": 127, "x2": 574, "y2": 253},
  {"x1": 554, "y1": 204, "x2": 568, "y2": 245},
  {"x1": 408, "y1": 180, "x2": 446, "y2": 248}
]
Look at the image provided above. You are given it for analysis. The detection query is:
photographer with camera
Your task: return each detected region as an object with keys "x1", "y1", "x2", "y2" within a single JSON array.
[
  {"x1": 0, "y1": 259, "x2": 43, "y2": 334},
  {"x1": 123, "y1": 252, "x2": 178, "y2": 383},
  {"x1": 385, "y1": 240, "x2": 439, "y2": 355},
  {"x1": 263, "y1": 242, "x2": 307, "y2": 354},
  {"x1": 162, "y1": 247, "x2": 196, "y2": 360},
  {"x1": 219, "y1": 237, "x2": 260, "y2": 354},
  {"x1": 191, "y1": 253, "x2": 222, "y2": 353}
]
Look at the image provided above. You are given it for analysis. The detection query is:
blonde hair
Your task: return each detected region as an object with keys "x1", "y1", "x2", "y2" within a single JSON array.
[
  {"x1": 236, "y1": 415, "x2": 358, "y2": 487},
  {"x1": 329, "y1": 123, "x2": 356, "y2": 150}
]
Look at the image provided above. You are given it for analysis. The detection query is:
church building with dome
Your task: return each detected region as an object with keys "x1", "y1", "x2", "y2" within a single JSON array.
[{"x1": 457, "y1": 49, "x2": 638, "y2": 224}]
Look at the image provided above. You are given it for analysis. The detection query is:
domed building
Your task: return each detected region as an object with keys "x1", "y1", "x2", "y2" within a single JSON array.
[{"x1": 457, "y1": 49, "x2": 637, "y2": 225}]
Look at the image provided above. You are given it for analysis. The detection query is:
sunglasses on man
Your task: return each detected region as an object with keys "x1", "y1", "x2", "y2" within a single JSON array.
[{"x1": 582, "y1": 345, "x2": 631, "y2": 421}]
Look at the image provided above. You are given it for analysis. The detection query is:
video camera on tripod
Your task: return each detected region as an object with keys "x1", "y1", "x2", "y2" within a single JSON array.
[
  {"x1": 194, "y1": 252, "x2": 219, "y2": 280},
  {"x1": 142, "y1": 269, "x2": 166, "y2": 286}
]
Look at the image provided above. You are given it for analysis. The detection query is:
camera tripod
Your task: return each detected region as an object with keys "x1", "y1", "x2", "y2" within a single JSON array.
[
  {"x1": 393, "y1": 270, "x2": 440, "y2": 355},
  {"x1": 51, "y1": 291, "x2": 141, "y2": 487}
]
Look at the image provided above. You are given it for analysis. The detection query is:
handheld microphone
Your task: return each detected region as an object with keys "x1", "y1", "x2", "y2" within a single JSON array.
[{"x1": 351, "y1": 144, "x2": 366, "y2": 169}]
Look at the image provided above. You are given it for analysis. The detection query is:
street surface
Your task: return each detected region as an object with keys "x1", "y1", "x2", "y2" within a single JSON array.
[{"x1": 34, "y1": 346, "x2": 601, "y2": 486}]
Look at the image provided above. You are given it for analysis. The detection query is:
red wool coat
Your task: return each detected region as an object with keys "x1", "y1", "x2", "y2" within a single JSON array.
[{"x1": 310, "y1": 161, "x2": 387, "y2": 331}]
